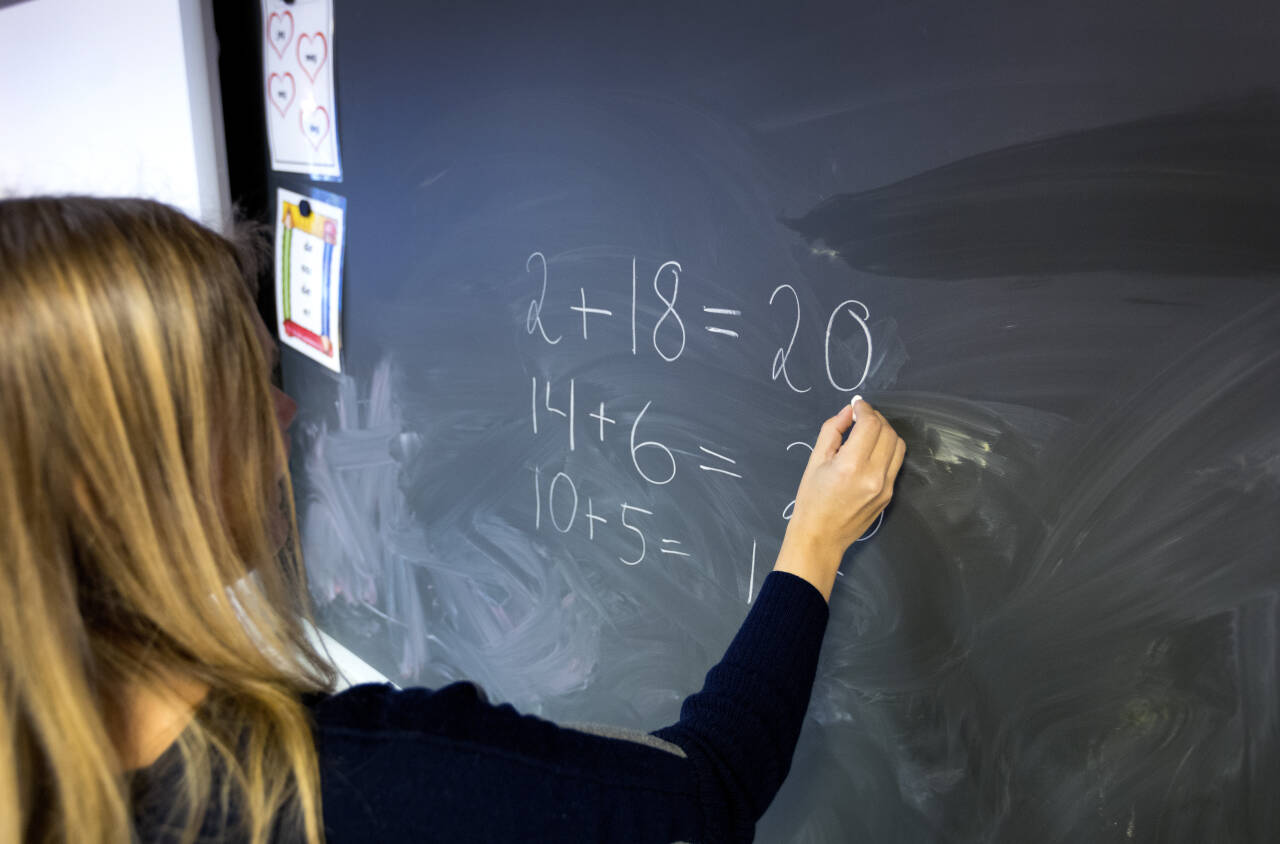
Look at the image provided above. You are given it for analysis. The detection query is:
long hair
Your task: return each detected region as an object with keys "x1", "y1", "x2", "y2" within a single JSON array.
[{"x1": 0, "y1": 197, "x2": 336, "y2": 843}]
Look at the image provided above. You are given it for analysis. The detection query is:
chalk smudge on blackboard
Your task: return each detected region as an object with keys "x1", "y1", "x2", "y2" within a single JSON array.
[
  {"x1": 761, "y1": 295, "x2": 1280, "y2": 843},
  {"x1": 300, "y1": 359, "x2": 603, "y2": 707},
  {"x1": 785, "y1": 95, "x2": 1280, "y2": 279}
]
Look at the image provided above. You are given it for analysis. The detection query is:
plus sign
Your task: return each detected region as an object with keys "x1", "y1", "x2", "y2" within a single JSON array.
[
  {"x1": 589, "y1": 402, "x2": 616, "y2": 441},
  {"x1": 569, "y1": 287, "x2": 613, "y2": 339}
]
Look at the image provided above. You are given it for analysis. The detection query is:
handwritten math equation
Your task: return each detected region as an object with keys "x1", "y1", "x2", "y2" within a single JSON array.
[
  {"x1": 525, "y1": 252, "x2": 873, "y2": 393},
  {"x1": 523, "y1": 252, "x2": 882, "y2": 601}
]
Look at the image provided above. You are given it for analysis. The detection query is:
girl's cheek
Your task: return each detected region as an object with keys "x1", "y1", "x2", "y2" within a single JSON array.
[{"x1": 271, "y1": 387, "x2": 298, "y2": 454}]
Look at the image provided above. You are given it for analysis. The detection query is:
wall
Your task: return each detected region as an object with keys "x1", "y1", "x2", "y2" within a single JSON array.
[{"x1": 0, "y1": 0, "x2": 228, "y2": 226}]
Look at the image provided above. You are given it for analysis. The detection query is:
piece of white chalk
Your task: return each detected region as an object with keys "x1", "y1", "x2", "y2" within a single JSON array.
[{"x1": 850, "y1": 394, "x2": 862, "y2": 419}]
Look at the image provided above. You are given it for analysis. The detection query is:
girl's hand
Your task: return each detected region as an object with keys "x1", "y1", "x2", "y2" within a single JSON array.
[{"x1": 773, "y1": 398, "x2": 905, "y2": 601}]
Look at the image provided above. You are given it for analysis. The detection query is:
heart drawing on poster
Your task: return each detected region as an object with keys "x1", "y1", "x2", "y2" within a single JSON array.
[
  {"x1": 296, "y1": 32, "x2": 328, "y2": 83},
  {"x1": 300, "y1": 106, "x2": 331, "y2": 150},
  {"x1": 266, "y1": 11, "x2": 293, "y2": 59},
  {"x1": 267, "y1": 72, "x2": 295, "y2": 117}
]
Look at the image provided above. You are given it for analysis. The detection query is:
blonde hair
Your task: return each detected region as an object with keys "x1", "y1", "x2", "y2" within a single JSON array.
[{"x1": 0, "y1": 197, "x2": 335, "y2": 843}]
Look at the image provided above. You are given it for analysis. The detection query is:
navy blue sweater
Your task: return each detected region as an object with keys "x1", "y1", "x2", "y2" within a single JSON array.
[{"x1": 133, "y1": 571, "x2": 829, "y2": 842}]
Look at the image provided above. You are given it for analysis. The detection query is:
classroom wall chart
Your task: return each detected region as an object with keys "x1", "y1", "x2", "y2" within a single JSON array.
[
  {"x1": 261, "y1": 0, "x2": 341, "y2": 180},
  {"x1": 273, "y1": 187, "x2": 345, "y2": 372}
]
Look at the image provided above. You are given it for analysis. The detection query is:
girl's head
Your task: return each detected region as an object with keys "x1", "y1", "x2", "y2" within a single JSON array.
[{"x1": 0, "y1": 197, "x2": 333, "y2": 844}]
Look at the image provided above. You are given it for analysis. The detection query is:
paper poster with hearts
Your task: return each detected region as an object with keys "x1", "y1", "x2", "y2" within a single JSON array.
[
  {"x1": 274, "y1": 187, "x2": 346, "y2": 372},
  {"x1": 262, "y1": 0, "x2": 341, "y2": 180}
]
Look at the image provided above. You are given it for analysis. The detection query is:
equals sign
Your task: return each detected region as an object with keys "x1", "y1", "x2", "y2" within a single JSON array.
[
  {"x1": 660, "y1": 539, "x2": 691, "y2": 557},
  {"x1": 702, "y1": 306, "x2": 741, "y2": 338},
  {"x1": 698, "y1": 445, "x2": 742, "y2": 479}
]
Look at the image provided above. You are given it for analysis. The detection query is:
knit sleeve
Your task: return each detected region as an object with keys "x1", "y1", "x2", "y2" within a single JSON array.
[
  {"x1": 309, "y1": 570, "x2": 829, "y2": 844},
  {"x1": 653, "y1": 570, "x2": 830, "y2": 842}
]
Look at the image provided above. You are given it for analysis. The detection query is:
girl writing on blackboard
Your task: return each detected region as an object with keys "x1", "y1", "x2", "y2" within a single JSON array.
[{"x1": 0, "y1": 196, "x2": 904, "y2": 843}]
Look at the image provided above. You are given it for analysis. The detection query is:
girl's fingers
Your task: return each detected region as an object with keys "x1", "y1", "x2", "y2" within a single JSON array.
[
  {"x1": 836, "y1": 399, "x2": 884, "y2": 467},
  {"x1": 886, "y1": 437, "x2": 906, "y2": 485},
  {"x1": 810, "y1": 404, "x2": 853, "y2": 464},
  {"x1": 867, "y1": 422, "x2": 898, "y2": 475}
]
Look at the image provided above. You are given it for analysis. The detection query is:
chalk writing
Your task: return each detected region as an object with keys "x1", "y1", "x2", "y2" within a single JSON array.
[
  {"x1": 584, "y1": 497, "x2": 607, "y2": 539},
  {"x1": 571, "y1": 287, "x2": 613, "y2": 339},
  {"x1": 526, "y1": 251, "x2": 562, "y2": 345},
  {"x1": 697, "y1": 444, "x2": 743, "y2": 480},
  {"x1": 651, "y1": 260, "x2": 686, "y2": 362},
  {"x1": 769, "y1": 284, "x2": 810, "y2": 393},
  {"x1": 703, "y1": 306, "x2": 741, "y2": 338},
  {"x1": 589, "y1": 402, "x2": 615, "y2": 441},
  {"x1": 530, "y1": 376, "x2": 575, "y2": 451},
  {"x1": 782, "y1": 440, "x2": 813, "y2": 520},
  {"x1": 825, "y1": 299, "x2": 873, "y2": 392},
  {"x1": 619, "y1": 504, "x2": 653, "y2": 565},
  {"x1": 630, "y1": 401, "x2": 676, "y2": 485},
  {"x1": 531, "y1": 472, "x2": 676, "y2": 568},
  {"x1": 548, "y1": 471, "x2": 578, "y2": 533},
  {"x1": 521, "y1": 251, "x2": 881, "y2": 601}
]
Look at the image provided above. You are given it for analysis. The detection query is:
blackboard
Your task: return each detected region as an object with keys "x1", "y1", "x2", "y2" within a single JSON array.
[{"x1": 272, "y1": 2, "x2": 1280, "y2": 840}]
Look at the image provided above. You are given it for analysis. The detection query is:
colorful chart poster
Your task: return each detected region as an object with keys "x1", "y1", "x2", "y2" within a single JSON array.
[
  {"x1": 262, "y1": 0, "x2": 341, "y2": 180},
  {"x1": 274, "y1": 187, "x2": 345, "y2": 372}
]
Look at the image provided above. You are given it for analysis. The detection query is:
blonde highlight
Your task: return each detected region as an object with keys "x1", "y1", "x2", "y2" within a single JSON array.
[{"x1": 0, "y1": 197, "x2": 335, "y2": 843}]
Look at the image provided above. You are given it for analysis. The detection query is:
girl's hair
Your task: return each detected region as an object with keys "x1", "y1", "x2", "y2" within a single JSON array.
[{"x1": 0, "y1": 197, "x2": 336, "y2": 844}]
